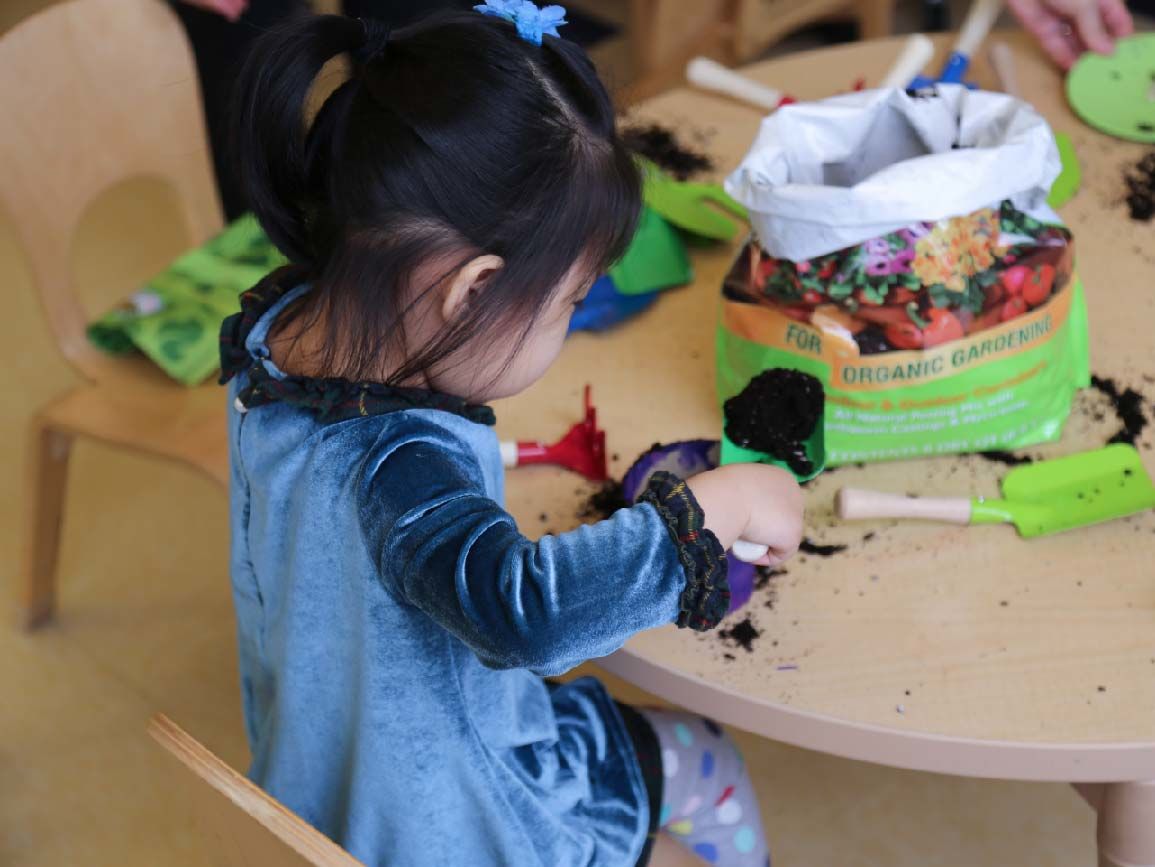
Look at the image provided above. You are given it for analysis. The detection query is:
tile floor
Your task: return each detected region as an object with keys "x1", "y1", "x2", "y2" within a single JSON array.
[{"x1": 0, "y1": 1, "x2": 1101, "y2": 865}]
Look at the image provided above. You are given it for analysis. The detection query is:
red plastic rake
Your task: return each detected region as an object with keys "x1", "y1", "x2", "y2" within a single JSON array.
[{"x1": 500, "y1": 385, "x2": 608, "y2": 482}]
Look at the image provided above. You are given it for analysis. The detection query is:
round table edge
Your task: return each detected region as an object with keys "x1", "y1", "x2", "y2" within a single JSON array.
[{"x1": 599, "y1": 648, "x2": 1155, "y2": 783}]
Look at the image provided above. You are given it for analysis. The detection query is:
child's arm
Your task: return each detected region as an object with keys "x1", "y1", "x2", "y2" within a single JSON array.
[{"x1": 360, "y1": 427, "x2": 800, "y2": 676}]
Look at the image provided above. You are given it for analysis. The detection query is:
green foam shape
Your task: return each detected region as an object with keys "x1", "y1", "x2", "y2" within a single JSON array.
[
  {"x1": 1066, "y1": 33, "x2": 1155, "y2": 143},
  {"x1": 1048, "y1": 132, "x2": 1081, "y2": 208}
]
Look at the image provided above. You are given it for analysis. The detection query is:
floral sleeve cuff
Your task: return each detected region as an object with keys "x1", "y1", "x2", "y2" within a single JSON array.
[{"x1": 639, "y1": 471, "x2": 730, "y2": 631}]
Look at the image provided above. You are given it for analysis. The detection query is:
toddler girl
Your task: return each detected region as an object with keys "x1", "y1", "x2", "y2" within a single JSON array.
[{"x1": 222, "y1": 5, "x2": 803, "y2": 865}]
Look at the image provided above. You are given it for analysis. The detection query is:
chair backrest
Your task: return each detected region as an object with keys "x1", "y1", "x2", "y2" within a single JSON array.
[
  {"x1": 148, "y1": 714, "x2": 364, "y2": 867},
  {"x1": 0, "y1": 0, "x2": 222, "y2": 381}
]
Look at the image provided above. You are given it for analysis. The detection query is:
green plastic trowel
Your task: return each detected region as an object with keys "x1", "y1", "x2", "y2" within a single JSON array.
[
  {"x1": 836, "y1": 444, "x2": 1155, "y2": 537},
  {"x1": 1048, "y1": 132, "x2": 1081, "y2": 209},
  {"x1": 640, "y1": 159, "x2": 748, "y2": 242},
  {"x1": 1067, "y1": 33, "x2": 1155, "y2": 143},
  {"x1": 608, "y1": 206, "x2": 692, "y2": 295}
]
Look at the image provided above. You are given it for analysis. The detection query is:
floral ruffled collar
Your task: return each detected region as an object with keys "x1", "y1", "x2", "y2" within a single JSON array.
[{"x1": 219, "y1": 267, "x2": 496, "y2": 426}]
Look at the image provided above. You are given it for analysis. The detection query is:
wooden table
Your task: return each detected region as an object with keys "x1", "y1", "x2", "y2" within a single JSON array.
[{"x1": 495, "y1": 33, "x2": 1155, "y2": 866}]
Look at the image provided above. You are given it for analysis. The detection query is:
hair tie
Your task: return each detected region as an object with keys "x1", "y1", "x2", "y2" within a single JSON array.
[
  {"x1": 474, "y1": 1, "x2": 567, "y2": 46},
  {"x1": 354, "y1": 17, "x2": 391, "y2": 64}
]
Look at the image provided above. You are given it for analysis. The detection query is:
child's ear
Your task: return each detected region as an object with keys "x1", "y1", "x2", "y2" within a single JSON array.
[{"x1": 442, "y1": 254, "x2": 504, "y2": 322}]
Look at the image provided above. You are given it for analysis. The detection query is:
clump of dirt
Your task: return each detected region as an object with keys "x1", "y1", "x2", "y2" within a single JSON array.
[
  {"x1": 1124, "y1": 151, "x2": 1155, "y2": 222},
  {"x1": 620, "y1": 123, "x2": 714, "y2": 180},
  {"x1": 756, "y1": 567, "x2": 782, "y2": 611},
  {"x1": 979, "y1": 450, "x2": 1034, "y2": 466},
  {"x1": 719, "y1": 616, "x2": 761, "y2": 653},
  {"x1": 578, "y1": 479, "x2": 629, "y2": 520},
  {"x1": 799, "y1": 538, "x2": 847, "y2": 557},
  {"x1": 754, "y1": 566, "x2": 784, "y2": 590},
  {"x1": 724, "y1": 369, "x2": 824, "y2": 476},
  {"x1": 1091, "y1": 374, "x2": 1149, "y2": 446}
]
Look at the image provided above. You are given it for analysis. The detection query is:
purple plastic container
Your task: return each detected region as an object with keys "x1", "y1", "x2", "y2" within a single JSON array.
[{"x1": 621, "y1": 440, "x2": 756, "y2": 614}]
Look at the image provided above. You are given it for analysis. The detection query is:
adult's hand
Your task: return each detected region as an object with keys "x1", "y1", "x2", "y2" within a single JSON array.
[
  {"x1": 177, "y1": 0, "x2": 250, "y2": 22},
  {"x1": 1008, "y1": 0, "x2": 1133, "y2": 70}
]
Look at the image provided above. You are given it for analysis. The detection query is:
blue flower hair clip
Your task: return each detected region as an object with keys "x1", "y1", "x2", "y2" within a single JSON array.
[{"x1": 474, "y1": 1, "x2": 568, "y2": 46}]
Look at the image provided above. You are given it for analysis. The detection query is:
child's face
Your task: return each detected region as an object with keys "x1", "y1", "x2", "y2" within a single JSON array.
[{"x1": 429, "y1": 264, "x2": 592, "y2": 403}]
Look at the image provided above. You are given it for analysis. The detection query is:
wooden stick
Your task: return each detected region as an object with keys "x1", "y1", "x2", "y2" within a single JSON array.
[
  {"x1": 880, "y1": 34, "x2": 935, "y2": 89},
  {"x1": 988, "y1": 41, "x2": 1020, "y2": 97},
  {"x1": 836, "y1": 488, "x2": 973, "y2": 524},
  {"x1": 955, "y1": 0, "x2": 1004, "y2": 58},
  {"x1": 685, "y1": 56, "x2": 783, "y2": 112}
]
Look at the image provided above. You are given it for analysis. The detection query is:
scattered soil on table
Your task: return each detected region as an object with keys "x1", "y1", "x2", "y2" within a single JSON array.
[
  {"x1": 755, "y1": 567, "x2": 782, "y2": 612},
  {"x1": 719, "y1": 616, "x2": 761, "y2": 653},
  {"x1": 620, "y1": 123, "x2": 714, "y2": 180},
  {"x1": 799, "y1": 538, "x2": 848, "y2": 557},
  {"x1": 1124, "y1": 151, "x2": 1155, "y2": 222},
  {"x1": 755, "y1": 566, "x2": 784, "y2": 590},
  {"x1": 577, "y1": 479, "x2": 629, "y2": 520},
  {"x1": 1091, "y1": 374, "x2": 1149, "y2": 446},
  {"x1": 724, "y1": 369, "x2": 825, "y2": 477},
  {"x1": 979, "y1": 450, "x2": 1034, "y2": 466}
]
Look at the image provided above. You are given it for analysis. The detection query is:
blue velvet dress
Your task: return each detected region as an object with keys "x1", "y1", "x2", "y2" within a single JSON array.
[{"x1": 220, "y1": 274, "x2": 729, "y2": 866}]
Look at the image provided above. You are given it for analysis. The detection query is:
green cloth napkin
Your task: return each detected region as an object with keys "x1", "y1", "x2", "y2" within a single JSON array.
[{"x1": 88, "y1": 215, "x2": 286, "y2": 386}]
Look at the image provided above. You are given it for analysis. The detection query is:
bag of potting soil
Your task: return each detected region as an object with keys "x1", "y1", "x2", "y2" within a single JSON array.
[{"x1": 718, "y1": 86, "x2": 1089, "y2": 466}]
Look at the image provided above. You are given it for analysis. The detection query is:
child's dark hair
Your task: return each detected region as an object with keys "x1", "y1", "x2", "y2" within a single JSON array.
[{"x1": 233, "y1": 11, "x2": 641, "y2": 384}]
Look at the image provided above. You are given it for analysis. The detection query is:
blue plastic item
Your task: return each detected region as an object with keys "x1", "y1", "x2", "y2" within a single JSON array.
[
  {"x1": 569, "y1": 275, "x2": 659, "y2": 334},
  {"x1": 908, "y1": 51, "x2": 977, "y2": 89},
  {"x1": 937, "y1": 50, "x2": 971, "y2": 83}
]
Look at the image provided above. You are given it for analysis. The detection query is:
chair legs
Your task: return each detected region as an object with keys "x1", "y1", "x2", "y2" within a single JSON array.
[
  {"x1": 20, "y1": 417, "x2": 74, "y2": 630},
  {"x1": 856, "y1": 0, "x2": 897, "y2": 39}
]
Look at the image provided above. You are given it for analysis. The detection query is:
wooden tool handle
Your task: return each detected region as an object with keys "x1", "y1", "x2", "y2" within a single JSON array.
[
  {"x1": 836, "y1": 488, "x2": 972, "y2": 524},
  {"x1": 955, "y1": 0, "x2": 1004, "y2": 57},
  {"x1": 686, "y1": 57, "x2": 783, "y2": 112},
  {"x1": 880, "y1": 34, "x2": 935, "y2": 89},
  {"x1": 988, "y1": 42, "x2": 1020, "y2": 97}
]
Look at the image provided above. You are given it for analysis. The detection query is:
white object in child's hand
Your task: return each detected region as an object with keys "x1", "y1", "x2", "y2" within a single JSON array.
[
  {"x1": 685, "y1": 57, "x2": 784, "y2": 112},
  {"x1": 879, "y1": 34, "x2": 936, "y2": 88},
  {"x1": 731, "y1": 539, "x2": 770, "y2": 563}
]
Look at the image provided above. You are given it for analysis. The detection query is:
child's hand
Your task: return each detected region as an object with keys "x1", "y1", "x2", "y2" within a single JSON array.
[
  {"x1": 688, "y1": 464, "x2": 804, "y2": 567},
  {"x1": 1008, "y1": 0, "x2": 1133, "y2": 70},
  {"x1": 177, "y1": 0, "x2": 249, "y2": 22}
]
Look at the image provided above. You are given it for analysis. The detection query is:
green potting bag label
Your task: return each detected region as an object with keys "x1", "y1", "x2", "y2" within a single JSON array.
[
  {"x1": 717, "y1": 203, "x2": 1088, "y2": 464},
  {"x1": 717, "y1": 86, "x2": 1089, "y2": 465}
]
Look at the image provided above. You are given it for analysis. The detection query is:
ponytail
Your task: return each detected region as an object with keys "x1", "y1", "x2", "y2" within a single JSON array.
[
  {"x1": 230, "y1": 10, "x2": 640, "y2": 386},
  {"x1": 231, "y1": 15, "x2": 373, "y2": 264}
]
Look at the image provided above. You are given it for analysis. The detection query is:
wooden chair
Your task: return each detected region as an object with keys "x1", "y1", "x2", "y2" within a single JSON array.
[
  {"x1": 731, "y1": 0, "x2": 897, "y2": 63},
  {"x1": 623, "y1": 0, "x2": 896, "y2": 103},
  {"x1": 148, "y1": 714, "x2": 364, "y2": 867},
  {"x1": 0, "y1": 0, "x2": 228, "y2": 630}
]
